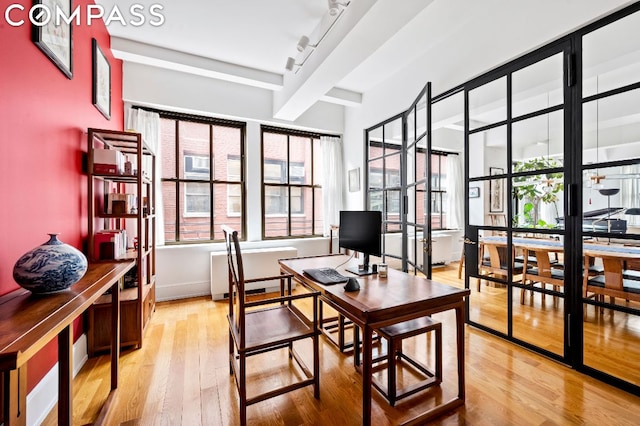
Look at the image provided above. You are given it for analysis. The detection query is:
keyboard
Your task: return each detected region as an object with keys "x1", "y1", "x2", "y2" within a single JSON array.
[{"x1": 303, "y1": 267, "x2": 349, "y2": 285}]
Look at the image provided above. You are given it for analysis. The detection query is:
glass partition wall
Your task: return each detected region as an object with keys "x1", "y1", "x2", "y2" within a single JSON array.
[
  {"x1": 364, "y1": 2, "x2": 640, "y2": 395},
  {"x1": 580, "y1": 7, "x2": 640, "y2": 390},
  {"x1": 463, "y1": 3, "x2": 640, "y2": 394}
]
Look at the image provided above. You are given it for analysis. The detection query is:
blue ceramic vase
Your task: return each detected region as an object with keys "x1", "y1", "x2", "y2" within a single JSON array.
[{"x1": 13, "y1": 233, "x2": 88, "y2": 294}]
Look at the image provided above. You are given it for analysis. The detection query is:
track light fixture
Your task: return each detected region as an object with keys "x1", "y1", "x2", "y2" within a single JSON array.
[
  {"x1": 285, "y1": 57, "x2": 302, "y2": 71},
  {"x1": 328, "y1": 0, "x2": 350, "y2": 16},
  {"x1": 296, "y1": 35, "x2": 317, "y2": 52}
]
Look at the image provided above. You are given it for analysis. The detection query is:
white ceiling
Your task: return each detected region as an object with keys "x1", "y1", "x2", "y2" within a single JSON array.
[{"x1": 95, "y1": 0, "x2": 636, "y2": 122}]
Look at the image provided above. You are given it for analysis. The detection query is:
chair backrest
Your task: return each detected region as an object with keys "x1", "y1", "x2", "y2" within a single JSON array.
[
  {"x1": 600, "y1": 255, "x2": 625, "y2": 291},
  {"x1": 222, "y1": 225, "x2": 246, "y2": 346},
  {"x1": 533, "y1": 249, "x2": 553, "y2": 277}
]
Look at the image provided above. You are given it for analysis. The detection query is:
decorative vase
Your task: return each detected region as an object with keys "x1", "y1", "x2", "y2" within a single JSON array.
[{"x1": 13, "y1": 233, "x2": 88, "y2": 294}]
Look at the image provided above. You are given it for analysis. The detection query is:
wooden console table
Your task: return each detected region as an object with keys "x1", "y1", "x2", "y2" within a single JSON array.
[{"x1": 0, "y1": 261, "x2": 135, "y2": 425}]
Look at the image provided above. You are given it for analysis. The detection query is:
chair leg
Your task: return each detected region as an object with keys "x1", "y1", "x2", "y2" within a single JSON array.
[
  {"x1": 229, "y1": 332, "x2": 234, "y2": 375},
  {"x1": 387, "y1": 337, "x2": 398, "y2": 406},
  {"x1": 239, "y1": 353, "x2": 247, "y2": 426}
]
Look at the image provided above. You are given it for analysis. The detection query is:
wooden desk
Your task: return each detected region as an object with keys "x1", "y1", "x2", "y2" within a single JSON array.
[
  {"x1": 0, "y1": 261, "x2": 135, "y2": 426},
  {"x1": 279, "y1": 255, "x2": 470, "y2": 426}
]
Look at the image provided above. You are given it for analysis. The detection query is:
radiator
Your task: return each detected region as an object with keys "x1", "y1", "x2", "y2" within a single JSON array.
[{"x1": 210, "y1": 246, "x2": 298, "y2": 300}]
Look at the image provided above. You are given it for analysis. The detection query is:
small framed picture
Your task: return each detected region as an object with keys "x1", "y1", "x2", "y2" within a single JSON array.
[
  {"x1": 32, "y1": 0, "x2": 73, "y2": 79},
  {"x1": 348, "y1": 168, "x2": 360, "y2": 192},
  {"x1": 92, "y1": 38, "x2": 111, "y2": 120},
  {"x1": 489, "y1": 167, "x2": 505, "y2": 213},
  {"x1": 469, "y1": 187, "x2": 480, "y2": 198}
]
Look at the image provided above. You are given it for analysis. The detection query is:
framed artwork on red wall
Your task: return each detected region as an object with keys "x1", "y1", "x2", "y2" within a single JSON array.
[
  {"x1": 92, "y1": 38, "x2": 111, "y2": 120},
  {"x1": 31, "y1": 0, "x2": 73, "y2": 79}
]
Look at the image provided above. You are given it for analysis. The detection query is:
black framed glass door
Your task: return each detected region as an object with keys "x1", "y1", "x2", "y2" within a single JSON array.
[{"x1": 464, "y1": 43, "x2": 572, "y2": 361}]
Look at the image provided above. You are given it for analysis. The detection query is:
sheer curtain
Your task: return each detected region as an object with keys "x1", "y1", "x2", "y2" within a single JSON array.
[
  {"x1": 125, "y1": 106, "x2": 165, "y2": 245},
  {"x1": 446, "y1": 154, "x2": 464, "y2": 229},
  {"x1": 621, "y1": 164, "x2": 640, "y2": 226},
  {"x1": 321, "y1": 136, "x2": 344, "y2": 236}
]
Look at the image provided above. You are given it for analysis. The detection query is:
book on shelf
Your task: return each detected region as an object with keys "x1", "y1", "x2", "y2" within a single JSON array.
[{"x1": 94, "y1": 229, "x2": 127, "y2": 260}]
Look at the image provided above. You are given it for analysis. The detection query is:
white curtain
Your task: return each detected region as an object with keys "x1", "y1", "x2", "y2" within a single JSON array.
[
  {"x1": 621, "y1": 164, "x2": 640, "y2": 226},
  {"x1": 446, "y1": 154, "x2": 464, "y2": 229},
  {"x1": 125, "y1": 106, "x2": 165, "y2": 245},
  {"x1": 321, "y1": 136, "x2": 344, "y2": 236}
]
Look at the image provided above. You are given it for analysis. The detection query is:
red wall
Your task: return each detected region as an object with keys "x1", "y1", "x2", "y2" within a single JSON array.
[{"x1": 0, "y1": 0, "x2": 123, "y2": 391}]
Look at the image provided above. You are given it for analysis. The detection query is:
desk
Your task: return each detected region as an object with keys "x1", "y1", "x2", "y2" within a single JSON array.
[
  {"x1": 279, "y1": 254, "x2": 469, "y2": 426},
  {"x1": 0, "y1": 261, "x2": 135, "y2": 426}
]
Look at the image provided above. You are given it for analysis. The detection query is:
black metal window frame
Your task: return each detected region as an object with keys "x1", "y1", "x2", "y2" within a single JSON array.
[
  {"x1": 150, "y1": 108, "x2": 246, "y2": 244},
  {"x1": 261, "y1": 125, "x2": 328, "y2": 239}
]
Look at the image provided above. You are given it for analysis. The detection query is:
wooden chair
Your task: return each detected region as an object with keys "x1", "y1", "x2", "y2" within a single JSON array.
[
  {"x1": 478, "y1": 243, "x2": 524, "y2": 291},
  {"x1": 222, "y1": 225, "x2": 320, "y2": 425},
  {"x1": 584, "y1": 253, "x2": 640, "y2": 316},
  {"x1": 521, "y1": 248, "x2": 564, "y2": 304},
  {"x1": 353, "y1": 316, "x2": 442, "y2": 406}
]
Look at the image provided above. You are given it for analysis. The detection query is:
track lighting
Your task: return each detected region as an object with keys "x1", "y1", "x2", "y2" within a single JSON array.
[
  {"x1": 285, "y1": 57, "x2": 302, "y2": 71},
  {"x1": 297, "y1": 35, "x2": 317, "y2": 52},
  {"x1": 328, "y1": 0, "x2": 349, "y2": 16}
]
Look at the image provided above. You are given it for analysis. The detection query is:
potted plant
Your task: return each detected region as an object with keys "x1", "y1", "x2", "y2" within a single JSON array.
[{"x1": 512, "y1": 157, "x2": 563, "y2": 228}]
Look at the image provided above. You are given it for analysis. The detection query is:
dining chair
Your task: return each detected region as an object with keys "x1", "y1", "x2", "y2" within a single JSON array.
[
  {"x1": 584, "y1": 253, "x2": 640, "y2": 316},
  {"x1": 521, "y1": 248, "x2": 564, "y2": 304},
  {"x1": 478, "y1": 242, "x2": 524, "y2": 291},
  {"x1": 222, "y1": 225, "x2": 320, "y2": 425}
]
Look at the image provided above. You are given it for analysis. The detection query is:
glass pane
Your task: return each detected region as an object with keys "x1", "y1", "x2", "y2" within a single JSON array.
[
  {"x1": 291, "y1": 187, "x2": 313, "y2": 236},
  {"x1": 407, "y1": 107, "x2": 415, "y2": 143},
  {"x1": 179, "y1": 121, "x2": 210, "y2": 180},
  {"x1": 469, "y1": 125, "x2": 507, "y2": 178},
  {"x1": 385, "y1": 153, "x2": 402, "y2": 188},
  {"x1": 289, "y1": 135, "x2": 312, "y2": 185},
  {"x1": 162, "y1": 181, "x2": 176, "y2": 243},
  {"x1": 433, "y1": 92, "x2": 464, "y2": 152},
  {"x1": 583, "y1": 89, "x2": 640, "y2": 165},
  {"x1": 368, "y1": 158, "x2": 384, "y2": 190},
  {"x1": 416, "y1": 144, "x2": 427, "y2": 181},
  {"x1": 369, "y1": 190, "x2": 383, "y2": 212},
  {"x1": 160, "y1": 118, "x2": 176, "y2": 179},
  {"x1": 385, "y1": 190, "x2": 401, "y2": 223},
  {"x1": 212, "y1": 125, "x2": 241, "y2": 181},
  {"x1": 368, "y1": 126, "x2": 383, "y2": 160},
  {"x1": 384, "y1": 118, "x2": 403, "y2": 148},
  {"x1": 468, "y1": 273, "x2": 508, "y2": 334},
  {"x1": 416, "y1": 183, "x2": 426, "y2": 226},
  {"x1": 583, "y1": 10, "x2": 640, "y2": 97},
  {"x1": 263, "y1": 132, "x2": 288, "y2": 183},
  {"x1": 406, "y1": 184, "x2": 416, "y2": 224},
  {"x1": 512, "y1": 111, "x2": 564, "y2": 171},
  {"x1": 223, "y1": 183, "x2": 242, "y2": 219},
  {"x1": 583, "y1": 236, "x2": 640, "y2": 386},
  {"x1": 407, "y1": 144, "x2": 416, "y2": 185},
  {"x1": 407, "y1": 224, "x2": 418, "y2": 269},
  {"x1": 383, "y1": 222, "x2": 402, "y2": 261},
  {"x1": 179, "y1": 182, "x2": 211, "y2": 241},
  {"x1": 264, "y1": 186, "x2": 288, "y2": 237},
  {"x1": 469, "y1": 77, "x2": 507, "y2": 130},
  {"x1": 513, "y1": 173, "x2": 564, "y2": 229},
  {"x1": 469, "y1": 180, "x2": 489, "y2": 226},
  {"x1": 416, "y1": 94, "x2": 427, "y2": 137},
  {"x1": 512, "y1": 53, "x2": 564, "y2": 117},
  {"x1": 582, "y1": 164, "x2": 640, "y2": 233},
  {"x1": 431, "y1": 155, "x2": 441, "y2": 190}
]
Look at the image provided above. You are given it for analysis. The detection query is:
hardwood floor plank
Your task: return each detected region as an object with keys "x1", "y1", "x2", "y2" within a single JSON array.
[{"x1": 40, "y1": 268, "x2": 640, "y2": 425}]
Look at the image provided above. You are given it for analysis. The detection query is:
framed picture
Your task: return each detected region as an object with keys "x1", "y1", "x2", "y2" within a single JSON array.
[
  {"x1": 348, "y1": 168, "x2": 360, "y2": 192},
  {"x1": 92, "y1": 38, "x2": 111, "y2": 120},
  {"x1": 32, "y1": 0, "x2": 73, "y2": 79},
  {"x1": 489, "y1": 167, "x2": 504, "y2": 212},
  {"x1": 469, "y1": 186, "x2": 480, "y2": 198}
]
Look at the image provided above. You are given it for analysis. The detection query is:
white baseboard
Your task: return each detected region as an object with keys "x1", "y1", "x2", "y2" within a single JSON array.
[
  {"x1": 26, "y1": 334, "x2": 88, "y2": 426},
  {"x1": 156, "y1": 280, "x2": 210, "y2": 302}
]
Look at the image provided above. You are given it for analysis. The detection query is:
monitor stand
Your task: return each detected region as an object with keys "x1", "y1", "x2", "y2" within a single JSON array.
[{"x1": 345, "y1": 254, "x2": 375, "y2": 276}]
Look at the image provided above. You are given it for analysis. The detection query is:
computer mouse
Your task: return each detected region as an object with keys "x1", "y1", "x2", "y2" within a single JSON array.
[{"x1": 344, "y1": 277, "x2": 360, "y2": 292}]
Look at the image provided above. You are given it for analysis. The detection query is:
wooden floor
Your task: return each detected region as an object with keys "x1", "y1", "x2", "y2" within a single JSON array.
[{"x1": 42, "y1": 264, "x2": 640, "y2": 425}]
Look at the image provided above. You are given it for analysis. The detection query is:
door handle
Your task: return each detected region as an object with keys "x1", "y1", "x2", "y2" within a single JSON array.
[{"x1": 464, "y1": 238, "x2": 476, "y2": 245}]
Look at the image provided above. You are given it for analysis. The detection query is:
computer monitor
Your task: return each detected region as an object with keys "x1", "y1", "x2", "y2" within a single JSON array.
[{"x1": 339, "y1": 210, "x2": 382, "y2": 275}]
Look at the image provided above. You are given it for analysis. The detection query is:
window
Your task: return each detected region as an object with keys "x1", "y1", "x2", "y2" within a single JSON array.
[
  {"x1": 262, "y1": 126, "x2": 324, "y2": 238},
  {"x1": 159, "y1": 110, "x2": 245, "y2": 243},
  {"x1": 430, "y1": 152, "x2": 448, "y2": 229}
]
